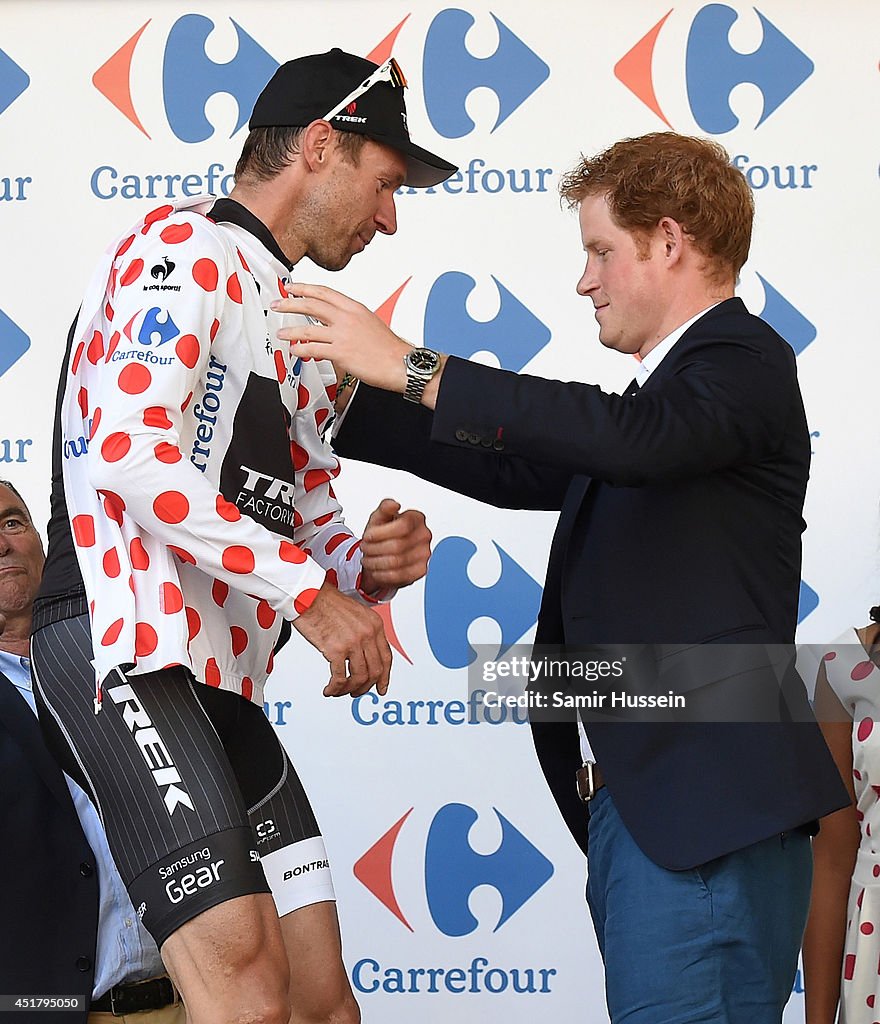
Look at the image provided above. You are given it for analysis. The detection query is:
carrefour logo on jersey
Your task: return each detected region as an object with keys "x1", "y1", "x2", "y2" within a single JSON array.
[
  {"x1": 90, "y1": 14, "x2": 278, "y2": 201},
  {"x1": 616, "y1": 5, "x2": 819, "y2": 191},
  {"x1": 351, "y1": 803, "x2": 557, "y2": 996},
  {"x1": 0, "y1": 47, "x2": 32, "y2": 203}
]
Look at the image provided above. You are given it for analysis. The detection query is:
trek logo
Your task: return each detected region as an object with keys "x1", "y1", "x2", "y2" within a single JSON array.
[
  {"x1": 423, "y1": 9, "x2": 549, "y2": 138},
  {"x1": 380, "y1": 275, "x2": 550, "y2": 371},
  {"x1": 0, "y1": 307, "x2": 30, "y2": 379},
  {"x1": 107, "y1": 682, "x2": 195, "y2": 816},
  {"x1": 424, "y1": 537, "x2": 543, "y2": 669},
  {"x1": 0, "y1": 47, "x2": 28, "y2": 118},
  {"x1": 93, "y1": 14, "x2": 277, "y2": 142},
  {"x1": 237, "y1": 466, "x2": 297, "y2": 529},
  {"x1": 354, "y1": 803, "x2": 553, "y2": 936},
  {"x1": 615, "y1": 5, "x2": 813, "y2": 133}
]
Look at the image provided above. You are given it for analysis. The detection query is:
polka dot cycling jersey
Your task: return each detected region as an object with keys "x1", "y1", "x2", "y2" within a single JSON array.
[{"x1": 61, "y1": 196, "x2": 372, "y2": 702}]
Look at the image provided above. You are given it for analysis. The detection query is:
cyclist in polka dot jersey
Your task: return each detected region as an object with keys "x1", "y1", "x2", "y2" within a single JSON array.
[{"x1": 31, "y1": 50, "x2": 457, "y2": 1024}]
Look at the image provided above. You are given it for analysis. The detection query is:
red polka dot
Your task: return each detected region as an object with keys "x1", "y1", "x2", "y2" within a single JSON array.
[
  {"x1": 345, "y1": 540, "x2": 361, "y2": 561},
  {"x1": 277, "y1": 277, "x2": 288, "y2": 297},
  {"x1": 236, "y1": 248, "x2": 250, "y2": 272},
  {"x1": 856, "y1": 769, "x2": 863, "y2": 781},
  {"x1": 845, "y1": 953, "x2": 857, "y2": 980},
  {"x1": 135, "y1": 622, "x2": 158, "y2": 657},
  {"x1": 160, "y1": 222, "x2": 193, "y2": 244},
  {"x1": 116, "y1": 234, "x2": 136, "y2": 258},
  {"x1": 153, "y1": 491, "x2": 189, "y2": 524},
  {"x1": 76, "y1": 387, "x2": 88, "y2": 418},
  {"x1": 193, "y1": 258, "x2": 219, "y2": 291},
  {"x1": 823, "y1": 650, "x2": 838, "y2": 661},
  {"x1": 853, "y1": 661, "x2": 876, "y2": 681},
  {"x1": 71, "y1": 340, "x2": 85, "y2": 375},
  {"x1": 102, "y1": 548, "x2": 121, "y2": 578},
  {"x1": 274, "y1": 350, "x2": 287, "y2": 383},
  {"x1": 105, "y1": 301, "x2": 114, "y2": 322},
  {"x1": 101, "y1": 618, "x2": 125, "y2": 647},
  {"x1": 89, "y1": 408, "x2": 102, "y2": 440},
  {"x1": 120, "y1": 259, "x2": 144, "y2": 286},
  {"x1": 266, "y1": 650, "x2": 275, "y2": 674},
  {"x1": 222, "y1": 546, "x2": 255, "y2": 574},
  {"x1": 144, "y1": 406, "x2": 173, "y2": 429},
  {"x1": 313, "y1": 512, "x2": 334, "y2": 527},
  {"x1": 99, "y1": 490, "x2": 126, "y2": 525},
  {"x1": 315, "y1": 407, "x2": 330, "y2": 431},
  {"x1": 129, "y1": 537, "x2": 150, "y2": 571},
  {"x1": 176, "y1": 334, "x2": 200, "y2": 368},
  {"x1": 297, "y1": 383, "x2": 310, "y2": 409},
  {"x1": 204, "y1": 657, "x2": 221, "y2": 686},
  {"x1": 216, "y1": 496, "x2": 241, "y2": 522},
  {"x1": 142, "y1": 205, "x2": 174, "y2": 233},
  {"x1": 230, "y1": 627, "x2": 249, "y2": 656},
  {"x1": 279, "y1": 541, "x2": 307, "y2": 564},
  {"x1": 105, "y1": 331, "x2": 121, "y2": 362},
  {"x1": 160, "y1": 582, "x2": 183, "y2": 614},
  {"x1": 325, "y1": 568, "x2": 338, "y2": 588},
  {"x1": 324, "y1": 532, "x2": 350, "y2": 555},
  {"x1": 212, "y1": 580, "x2": 229, "y2": 607},
  {"x1": 226, "y1": 273, "x2": 242, "y2": 303},
  {"x1": 87, "y1": 330, "x2": 104, "y2": 364},
  {"x1": 290, "y1": 441, "x2": 309, "y2": 471},
  {"x1": 122, "y1": 311, "x2": 138, "y2": 342},
  {"x1": 325, "y1": 382, "x2": 338, "y2": 404},
  {"x1": 241, "y1": 677, "x2": 254, "y2": 701},
  {"x1": 118, "y1": 363, "x2": 152, "y2": 395},
  {"x1": 303, "y1": 469, "x2": 331, "y2": 492},
  {"x1": 257, "y1": 600, "x2": 276, "y2": 629},
  {"x1": 72, "y1": 515, "x2": 96, "y2": 548},
  {"x1": 294, "y1": 509, "x2": 303, "y2": 529},
  {"x1": 169, "y1": 545, "x2": 196, "y2": 565},
  {"x1": 859, "y1": 718, "x2": 874, "y2": 742},
  {"x1": 181, "y1": 392, "x2": 194, "y2": 413},
  {"x1": 209, "y1": 318, "x2": 220, "y2": 342},
  {"x1": 858, "y1": 888, "x2": 866, "y2": 909},
  {"x1": 294, "y1": 588, "x2": 320, "y2": 615},
  {"x1": 185, "y1": 606, "x2": 201, "y2": 641},
  {"x1": 101, "y1": 432, "x2": 131, "y2": 463},
  {"x1": 862, "y1": 922, "x2": 875, "y2": 935},
  {"x1": 873, "y1": 865, "x2": 880, "y2": 878},
  {"x1": 868, "y1": 995, "x2": 876, "y2": 1008},
  {"x1": 154, "y1": 442, "x2": 181, "y2": 464}
]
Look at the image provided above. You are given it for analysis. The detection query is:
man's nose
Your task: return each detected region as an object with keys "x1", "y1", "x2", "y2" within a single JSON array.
[
  {"x1": 375, "y1": 192, "x2": 398, "y2": 236},
  {"x1": 576, "y1": 259, "x2": 596, "y2": 296}
]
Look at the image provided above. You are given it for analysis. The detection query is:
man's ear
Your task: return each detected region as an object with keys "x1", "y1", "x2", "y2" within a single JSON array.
[
  {"x1": 658, "y1": 216, "x2": 685, "y2": 265},
  {"x1": 300, "y1": 120, "x2": 334, "y2": 173}
]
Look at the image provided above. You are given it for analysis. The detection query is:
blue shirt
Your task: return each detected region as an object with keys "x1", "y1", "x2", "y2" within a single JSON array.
[{"x1": 0, "y1": 649, "x2": 164, "y2": 997}]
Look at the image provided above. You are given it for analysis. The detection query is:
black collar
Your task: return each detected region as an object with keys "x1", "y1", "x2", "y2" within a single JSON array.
[{"x1": 207, "y1": 198, "x2": 293, "y2": 271}]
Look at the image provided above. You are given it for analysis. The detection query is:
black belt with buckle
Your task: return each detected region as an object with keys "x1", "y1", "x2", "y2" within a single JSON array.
[
  {"x1": 90, "y1": 975, "x2": 178, "y2": 1015},
  {"x1": 576, "y1": 761, "x2": 605, "y2": 803}
]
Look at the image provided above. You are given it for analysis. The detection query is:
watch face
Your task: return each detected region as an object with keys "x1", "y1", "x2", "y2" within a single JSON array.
[{"x1": 407, "y1": 348, "x2": 440, "y2": 374}]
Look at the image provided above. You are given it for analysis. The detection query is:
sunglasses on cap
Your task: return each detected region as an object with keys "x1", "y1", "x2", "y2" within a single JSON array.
[{"x1": 321, "y1": 57, "x2": 408, "y2": 122}]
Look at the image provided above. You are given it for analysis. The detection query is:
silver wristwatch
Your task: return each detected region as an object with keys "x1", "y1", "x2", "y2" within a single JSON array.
[{"x1": 403, "y1": 347, "x2": 441, "y2": 403}]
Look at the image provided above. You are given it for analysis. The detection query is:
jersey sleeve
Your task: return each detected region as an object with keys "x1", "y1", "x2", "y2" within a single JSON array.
[{"x1": 82, "y1": 214, "x2": 327, "y2": 620}]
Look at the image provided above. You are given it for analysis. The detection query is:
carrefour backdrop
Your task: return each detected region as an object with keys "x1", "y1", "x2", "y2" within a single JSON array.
[{"x1": 2, "y1": 2, "x2": 878, "y2": 1019}]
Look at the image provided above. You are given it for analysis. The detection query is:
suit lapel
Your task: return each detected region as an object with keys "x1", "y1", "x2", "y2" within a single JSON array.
[{"x1": 0, "y1": 670, "x2": 75, "y2": 811}]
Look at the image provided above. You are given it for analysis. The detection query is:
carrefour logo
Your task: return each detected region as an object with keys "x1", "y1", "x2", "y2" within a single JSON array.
[
  {"x1": 616, "y1": 5, "x2": 813, "y2": 134},
  {"x1": 422, "y1": 9, "x2": 549, "y2": 139},
  {"x1": 0, "y1": 308, "x2": 30, "y2": 379},
  {"x1": 0, "y1": 47, "x2": 28, "y2": 118},
  {"x1": 354, "y1": 803, "x2": 553, "y2": 937},
  {"x1": 92, "y1": 14, "x2": 277, "y2": 142},
  {"x1": 745, "y1": 273, "x2": 816, "y2": 357}
]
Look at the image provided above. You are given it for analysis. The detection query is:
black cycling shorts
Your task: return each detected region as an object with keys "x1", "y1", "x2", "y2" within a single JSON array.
[{"x1": 31, "y1": 614, "x2": 334, "y2": 948}]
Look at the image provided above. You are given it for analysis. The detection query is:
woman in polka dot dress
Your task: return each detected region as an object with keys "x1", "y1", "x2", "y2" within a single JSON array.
[{"x1": 804, "y1": 605, "x2": 880, "y2": 1023}]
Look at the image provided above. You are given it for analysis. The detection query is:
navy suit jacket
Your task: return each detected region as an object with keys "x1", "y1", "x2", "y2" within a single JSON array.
[
  {"x1": 0, "y1": 671, "x2": 97, "y2": 1020},
  {"x1": 335, "y1": 298, "x2": 849, "y2": 869}
]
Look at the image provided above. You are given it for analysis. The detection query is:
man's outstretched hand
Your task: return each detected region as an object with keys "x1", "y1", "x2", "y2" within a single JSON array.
[
  {"x1": 293, "y1": 582, "x2": 392, "y2": 697},
  {"x1": 360, "y1": 498, "x2": 432, "y2": 593}
]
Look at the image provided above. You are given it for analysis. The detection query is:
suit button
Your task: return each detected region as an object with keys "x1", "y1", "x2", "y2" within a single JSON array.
[
  {"x1": 468, "y1": 433, "x2": 480, "y2": 445},
  {"x1": 76, "y1": 956, "x2": 91, "y2": 972},
  {"x1": 79, "y1": 862, "x2": 93, "y2": 877},
  {"x1": 455, "y1": 429, "x2": 468, "y2": 442},
  {"x1": 480, "y1": 437, "x2": 493, "y2": 447},
  {"x1": 493, "y1": 440, "x2": 505, "y2": 451}
]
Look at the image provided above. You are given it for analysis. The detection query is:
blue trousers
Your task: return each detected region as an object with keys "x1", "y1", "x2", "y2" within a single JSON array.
[{"x1": 585, "y1": 787, "x2": 812, "y2": 1024}]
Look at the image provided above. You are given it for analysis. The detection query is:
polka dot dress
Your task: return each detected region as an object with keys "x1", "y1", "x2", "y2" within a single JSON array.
[{"x1": 823, "y1": 628, "x2": 880, "y2": 1023}]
